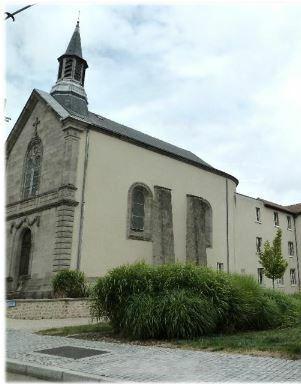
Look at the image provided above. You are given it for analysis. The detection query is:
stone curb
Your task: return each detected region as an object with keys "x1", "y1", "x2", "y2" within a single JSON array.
[{"x1": 6, "y1": 358, "x2": 113, "y2": 382}]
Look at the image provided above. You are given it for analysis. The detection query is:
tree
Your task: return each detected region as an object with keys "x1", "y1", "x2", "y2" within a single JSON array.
[{"x1": 259, "y1": 229, "x2": 288, "y2": 289}]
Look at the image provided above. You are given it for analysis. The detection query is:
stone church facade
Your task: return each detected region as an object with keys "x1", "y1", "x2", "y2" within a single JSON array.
[{"x1": 6, "y1": 23, "x2": 300, "y2": 297}]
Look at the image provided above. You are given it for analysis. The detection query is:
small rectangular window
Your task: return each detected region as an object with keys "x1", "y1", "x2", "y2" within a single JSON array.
[
  {"x1": 257, "y1": 268, "x2": 264, "y2": 285},
  {"x1": 255, "y1": 207, "x2": 261, "y2": 222},
  {"x1": 287, "y1": 216, "x2": 292, "y2": 230},
  {"x1": 256, "y1": 237, "x2": 262, "y2": 253},
  {"x1": 217, "y1": 262, "x2": 224, "y2": 272},
  {"x1": 288, "y1": 241, "x2": 294, "y2": 256},
  {"x1": 276, "y1": 276, "x2": 284, "y2": 286},
  {"x1": 290, "y1": 269, "x2": 297, "y2": 285},
  {"x1": 274, "y1": 212, "x2": 279, "y2": 227}
]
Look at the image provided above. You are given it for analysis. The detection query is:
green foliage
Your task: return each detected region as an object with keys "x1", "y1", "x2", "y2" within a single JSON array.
[
  {"x1": 90, "y1": 262, "x2": 298, "y2": 339},
  {"x1": 259, "y1": 229, "x2": 288, "y2": 288},
  {"x1": 122, "y1": 290, "x2": 218, "y2": 339},
  {"x1": 158, "y1": 290, "x2": 218, "y2": 339},
  {"x1": 52, "y1": 269, "x2": 88, "y2": 298}
]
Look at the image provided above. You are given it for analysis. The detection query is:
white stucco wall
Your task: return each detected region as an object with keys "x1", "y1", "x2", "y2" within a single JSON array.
[
  {"x1": 235, "y1": 193, "x2": 300, "y2": 293},
  {"x1": 79, "y1": 129, "x2": 237, "y2": 277}
]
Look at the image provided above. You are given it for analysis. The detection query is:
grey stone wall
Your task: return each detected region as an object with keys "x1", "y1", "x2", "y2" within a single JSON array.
[
  {"x1": 152, "y1": 186, "x2": 175, "y2": 264},
  {"x1": 6, "y1": 99, "x2": 83, "y2": 297},
  {"x1": 186, "y1": 195, "x2": 212, "y2": 265},
  {"x1": 6, "y1": 298, "x2": 91, "y2": 319},
  {"x1": 6, "y1": 102, "x2": 65, "y2": 205},
  {"x1": 6, "y1": 209, "x2": 57, "y2": 296}
]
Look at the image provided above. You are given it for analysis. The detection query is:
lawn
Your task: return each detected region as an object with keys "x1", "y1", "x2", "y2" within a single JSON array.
[{"x1": 39, "y1": 321, "x2": 301, "y2": 360}]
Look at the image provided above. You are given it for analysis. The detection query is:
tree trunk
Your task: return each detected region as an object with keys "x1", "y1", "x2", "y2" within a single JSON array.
[{"x1": 272, "y1": 278, "x2": 275, "y2": 289}]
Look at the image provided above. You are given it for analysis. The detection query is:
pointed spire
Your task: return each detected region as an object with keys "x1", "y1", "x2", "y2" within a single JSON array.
[
  {"x1": 50, "y1": 20, "x2": 89, "y2": 117},
  {"x1": 65, "y1": 20, "x2": 83, "y2": 58}
]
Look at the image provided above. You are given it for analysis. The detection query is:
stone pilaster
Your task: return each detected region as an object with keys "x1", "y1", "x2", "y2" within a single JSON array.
[
  {"x1": 52, "y1": 186, "x2": 77, "y2": 271},
  {"x1": 61, "y1": 126, "x2": 81, "y2": 187},
  {"x1": 152, "y1": 186, "x2": 175, "y2": 264}
]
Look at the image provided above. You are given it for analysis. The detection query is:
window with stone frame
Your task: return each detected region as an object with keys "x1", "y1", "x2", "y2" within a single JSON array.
[
  {"x1": 256, "y1": 237, "x2": 262, "y2": 253},
  {"x1": 288, "y1": 241, "x2": 294, "y2": 256},
  {"x1": 217, "y1": 262, "x2": 224, "y2": 272},
  {"x1": 22, "y1": 136, "x2": 43, "y2": 199},
  {"x1": 276, "y1": 276, "x2": 284, "y2": 286},
  {"x1": 127, "y1": 183, "x2": 153, "y2": 241},
  {"x1": 287, "y1": 216, "x2": 292, "y2": 230},
  {"x1": 131, "y1": 186, "x2": 145, "y2": 231},
  {"x1": 257, "y1": 268, "x2": 264, "y2": 285},
  {"x1": 255, "y1": 207, "x2": 261, "y2": 222},
  {"x1": 290, "y1": 269, "x2": 297, "y2": 285}
]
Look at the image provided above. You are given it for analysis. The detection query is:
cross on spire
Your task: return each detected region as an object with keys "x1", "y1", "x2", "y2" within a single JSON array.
[{"x1": 33, "y1": 117, "x2": 40, "y2": 136}]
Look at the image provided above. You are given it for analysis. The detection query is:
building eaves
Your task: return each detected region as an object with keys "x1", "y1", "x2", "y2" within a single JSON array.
[
  {"x1": 259, "y1": 199, "x2": 301, "y2": 215},
  {"x1": 285, "y1": 203, "x2": 301, "y2": 215}
]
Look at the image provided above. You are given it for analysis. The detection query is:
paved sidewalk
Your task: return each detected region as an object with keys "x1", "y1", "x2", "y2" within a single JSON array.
[{"x1": 6, "y1": 328, "x2": 301, "y2": 382}]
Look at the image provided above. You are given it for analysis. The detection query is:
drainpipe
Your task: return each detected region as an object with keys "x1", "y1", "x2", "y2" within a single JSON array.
[
  {"x1": 226, "y1": 179, "x2": 230, "y2": 273},
  {"x1": 76, "y1": 128, "x2": 90, "y2": 270},
  {"x1": 293, "y1": 216, "x2": 300, "y2": 292}
]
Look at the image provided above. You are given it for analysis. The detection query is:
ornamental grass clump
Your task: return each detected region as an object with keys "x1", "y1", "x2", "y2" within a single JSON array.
[
  {"x1": 90, "y1": 262, "x2": 298, "y2": 339},
  {"x1": 52, "y1": 269, "x2": 88, "y2": 298}
]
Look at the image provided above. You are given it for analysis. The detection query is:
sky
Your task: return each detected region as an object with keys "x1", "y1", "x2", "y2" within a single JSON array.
[{"x1": 4, "y1": 1, "x2": 301, "y2": 205}]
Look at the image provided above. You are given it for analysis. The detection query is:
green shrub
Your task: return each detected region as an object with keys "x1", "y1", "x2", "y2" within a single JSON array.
[
  {"x1": 122, "y1": 290, "x2": 217, "y2": 339},
  {"x1": 158, "y1": 290, "x2": 217, "y2": 339},
  {"x1": 123, "y1": 293, "x2": 161, "y2": 339},
  {"x1": 90, "y1": 262, "x2": 299, "y2": 339},
  {"x1": 52, "y1": 270, "x2": 88, "y2": 298},
  {"x1": 224, "y1": 274, "x2": 266, "y2": 331},
  {"x1": 263, "y1": 289, "x2": 299, "y2": 327}
]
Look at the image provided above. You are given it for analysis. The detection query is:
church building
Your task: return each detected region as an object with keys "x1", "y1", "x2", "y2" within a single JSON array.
[{"x1": 6, "y1": 22, "x2": 300, "y2": 297}]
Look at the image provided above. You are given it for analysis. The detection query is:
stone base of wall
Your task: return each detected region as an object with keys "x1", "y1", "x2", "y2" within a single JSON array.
[{"x1": 6, "y1": 298, "x2": 91, "y2": 320}]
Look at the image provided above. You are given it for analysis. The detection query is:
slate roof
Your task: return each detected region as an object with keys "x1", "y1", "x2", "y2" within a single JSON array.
[
  {"x1": 259, "y1": 199, "x2": 301, "y2": 215},
  {"x1": 32, "y1": 89, "x2": 239, "y2": 185},
  {"x1": 65, "y1": 21, "x2": 83, "y2": 59},
  {"x1": 285, "y1": 204, "x2": 301, "y2": 214},
  {"x1": 87, "y1": 111, "x2": 213, "y2": 168}
]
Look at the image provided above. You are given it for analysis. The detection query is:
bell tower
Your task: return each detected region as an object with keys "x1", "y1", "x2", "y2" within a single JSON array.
[{"x1": 50, "y1": 21, "x2": 89, "y2": 117}]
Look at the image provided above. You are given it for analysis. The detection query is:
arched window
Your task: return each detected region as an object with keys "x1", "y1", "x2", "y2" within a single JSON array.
[
  {"x1": 128, "y1": 183, "x2": 153, "y2": 240},
  {"x1": 23, "y1": 137, "x2": 43, "y2": 199},
  {"x1": 19, "y1": 228, "x2": 31, "y2": 277},
  {"x1": 131, "y1": 187, "x2": 145, "y2": 231}
]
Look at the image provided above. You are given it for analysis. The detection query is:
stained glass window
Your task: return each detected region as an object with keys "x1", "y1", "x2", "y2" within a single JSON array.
[
  {"x1": 131, "y1": 187, "x2": 145, "y2": 231},
  {"x1": 23, "y1": 138, "x2": 42, "y2": 199}
]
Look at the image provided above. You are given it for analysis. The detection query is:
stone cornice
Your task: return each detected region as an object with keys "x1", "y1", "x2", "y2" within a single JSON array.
[{"x1": 6, "y1": 186, "x2": 78, "y2": 221}]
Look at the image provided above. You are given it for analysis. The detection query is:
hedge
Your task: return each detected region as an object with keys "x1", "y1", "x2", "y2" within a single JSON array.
[{"x1": 90, "y1": 262, "x2": 299, "y2": 339}]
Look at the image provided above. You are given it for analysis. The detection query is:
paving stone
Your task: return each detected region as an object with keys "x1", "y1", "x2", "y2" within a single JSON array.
[{"x1": 6, "y1": 329, "x2": 301, "y2": 382}]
